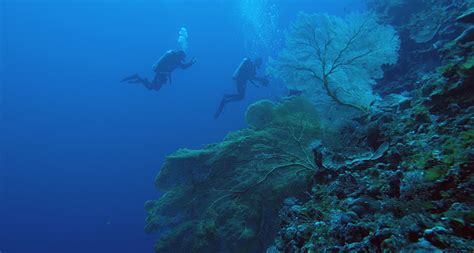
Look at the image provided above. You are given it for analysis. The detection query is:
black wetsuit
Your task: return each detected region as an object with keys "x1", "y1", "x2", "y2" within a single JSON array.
[
  {"x1": 214, "y1": 58, "x2": 267, "y2": 119},
  {"x1": 122, "y1": 49, "x2": 195, "y2": 91}
]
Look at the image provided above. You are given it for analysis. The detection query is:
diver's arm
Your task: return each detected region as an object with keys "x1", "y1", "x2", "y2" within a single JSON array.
[{"x1": 180, "y1": 58, "x2": 196, "y2": 69}]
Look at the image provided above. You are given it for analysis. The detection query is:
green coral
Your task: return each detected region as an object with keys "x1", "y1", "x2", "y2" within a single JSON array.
[
  {"x1": 460, "y1": 56, "x2": 474, "y2": 72},
  {"x1": 424, "y1": 165, "x2": 447, "y2": 181},
  {"x1": 245, "y1": 99, "x2": 275, "y2": 130},
  {"x1": 145, "y1": 97, "x2": 324, "y2": 253},
  {"x1": 404, "y1": 126, "x2": 473, "y2": 182},
  {"x1": 439, "y1": 54, "x2": 474, "y2": 79}
]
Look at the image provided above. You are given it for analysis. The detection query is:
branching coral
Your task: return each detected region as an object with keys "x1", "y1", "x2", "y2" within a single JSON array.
[{"x1": 268, "y1": 12, "x2": 400, "y2": 112}]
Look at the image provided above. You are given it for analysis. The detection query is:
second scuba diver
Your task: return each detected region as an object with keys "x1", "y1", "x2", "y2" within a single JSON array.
[{"x1": 214, "y1": 57, "x2": 269, "y2": 119}]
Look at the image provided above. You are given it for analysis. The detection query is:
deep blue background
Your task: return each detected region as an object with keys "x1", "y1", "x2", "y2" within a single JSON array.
[{"x1": 1, "y1": 1, "x2": 363, "y2": 252}]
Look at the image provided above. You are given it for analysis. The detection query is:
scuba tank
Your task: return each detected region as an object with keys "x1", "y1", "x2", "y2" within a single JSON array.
[
  {"x1": 232, "y1": 58, "x2": 252, "y2": 80},
  {"x1": 152, "y1": 50, "x2": 176, "y2": 72}
]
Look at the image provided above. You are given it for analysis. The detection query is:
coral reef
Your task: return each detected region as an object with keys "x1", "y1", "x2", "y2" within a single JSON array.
[
  {"x1": 267, "y1": 9, "x2": 474, "y2": 252},
  {"x1": 146, "y1": 2, "x2": 474, "y2": 252}
]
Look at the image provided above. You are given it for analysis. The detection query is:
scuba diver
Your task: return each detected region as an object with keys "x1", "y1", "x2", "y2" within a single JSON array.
[
  {"x1": 214, "y1": 57, "x2": 269, "y2": 119},
  {"x1": 122, "y1": 49, "x2": 196, "y2": 91}
]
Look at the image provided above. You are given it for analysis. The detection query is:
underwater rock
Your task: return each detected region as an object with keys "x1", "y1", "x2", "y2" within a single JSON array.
[
  {"x1": 383, "y1": 93, "x2": 412, "y2": 108},
  {"x1": 424, "y1": 226, "x2": 450, "y2": 249},
  {"x1": 370, "y1": 228, "x2": 394, "y2": 248},
  {"x1": 344, "y1": 141, "x2": 389, "y2": 169},
  {"x1": 402, "y1": 239, "x2": 443, "y2": 253},
  {"x1": 449, "y1": 217, "x2": 474, "y2": 239},
  {"x1": 347, "y1": 197, "x2": 381, "y2": 218},
  {"x1": 343, "y1": 223, "x2": 371, "y2": 243},
  {"x1": 398, "y1": 97, "x2": 412, "y2": 111},
  {"x1": 343, "y1": 242, "x2": 369, "y2": 252},
  {"x1": 295, "y1": 223, "x2": 313, "y2": 242},
  {"x1": 409, "y1": 14, "x2": 441, "y2": 44},
  {"x1": 383, "y1": 170, "x2": 403, "y2": 198},
  {"x1": 406, "y1": 223, "x2": 424, "y2": 242},
  {"x1": 367, "y1": 122, "x2": 383, "y2": 150},
  {"x1": 328, "y1": 172, "x2": 361, "y2": 199}
]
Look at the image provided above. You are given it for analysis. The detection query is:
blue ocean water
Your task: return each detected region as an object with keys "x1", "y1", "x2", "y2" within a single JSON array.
[{"x1": 1, "y1": 1, "x2": 363, "y2": 252}]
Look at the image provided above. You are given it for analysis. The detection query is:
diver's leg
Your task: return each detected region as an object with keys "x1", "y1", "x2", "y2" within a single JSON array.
[
  {"x1": 121, "y1": 73, "x2": 140, "y2": 82},
  {"x1": 152, "y1": 80, "x2": 165, "y2": 91},
  {"x1": 222, "y1": 93, "x2": 244, "y2": 104},
  {"x1": 122, "y1": 74, "x2": 148, "y2": 85},
  {"x1": 214, "y1": 81, "x2": 246, "y2": 119},
  {"x1": 236, "y1": 83, "x2": 246, "y2": 101},
  {"x1": 222, "y1": 82, "x2": 246, "y2": 103},
  {"x1": 137, "y1": 77, "x2": 153, "y2": 88},
  {"x1": 214, "y1": 93, "x2": 246, "y2": 118},
  {"x1": 214, "y1": 94, "x2": 233, "y2": 119},
  {"x1": 152, "y1": 73, "x2": 160, "y2": 84},
  {"x1": 124, "y1": 74, "x2": 156, "y2": 90},
  {"x1": 150, "y1": 73, "x2": 168, "y2": 91}
]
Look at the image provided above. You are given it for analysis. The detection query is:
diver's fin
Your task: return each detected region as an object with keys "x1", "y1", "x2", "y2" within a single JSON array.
[
  {"x1": 214, "y1": 111, "x2": 221, "y2": 119},
  {"x1": 214, "y1": 104, "x2": 224, "y2": 119}
]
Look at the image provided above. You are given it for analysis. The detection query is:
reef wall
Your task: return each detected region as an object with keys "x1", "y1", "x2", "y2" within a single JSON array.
[
  {"x1": 267, "y1": 1, "x2": 474, "y2": 252},
  {"x1": 145, "y1": 1, "x2": 474, "y2": 252}
]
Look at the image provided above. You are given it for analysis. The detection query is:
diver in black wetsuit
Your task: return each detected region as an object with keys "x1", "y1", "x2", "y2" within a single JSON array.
[
  {"x1": 214, "y1": 57, "x2": 268, "y2": 119},
  {"x1": 122, "y1": 49, "x2": 196, "y2": 91}
]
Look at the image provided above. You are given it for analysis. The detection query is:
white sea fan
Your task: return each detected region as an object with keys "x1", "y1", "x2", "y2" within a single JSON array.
[{"x1": 268, "y1": 12, "x2": 400, "y2": 113}]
